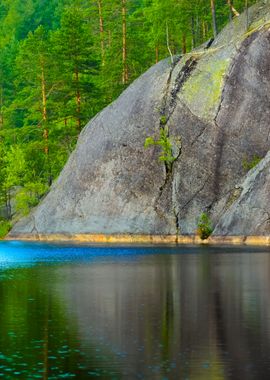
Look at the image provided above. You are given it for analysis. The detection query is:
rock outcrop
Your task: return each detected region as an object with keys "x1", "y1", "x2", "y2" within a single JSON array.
[
  {"x1": 213, "y1": 152, "x2": 270, "y2": 236},
  {"x1": 10, "y1": 1, "x2": 270, "y2": 240}
]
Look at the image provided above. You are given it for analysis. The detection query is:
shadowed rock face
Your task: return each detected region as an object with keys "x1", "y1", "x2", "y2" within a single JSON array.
[
  {"x1": 10, "y1": 1, "x2": 270, "y2": 238},
  {"x1": 213, "y1": 152, "x2": 270, "y2": 236}
]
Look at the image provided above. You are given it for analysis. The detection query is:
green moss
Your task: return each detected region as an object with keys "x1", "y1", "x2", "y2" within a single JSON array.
[
  {"x1": 242, "y1": 155, "x2": 262, "y2": 172},
  {"x1": 180, "y1": 57, "x2": 230, "y2": 120},
  {"x1": 246, "y1": 19, "x2": 270, "y2": 36}
]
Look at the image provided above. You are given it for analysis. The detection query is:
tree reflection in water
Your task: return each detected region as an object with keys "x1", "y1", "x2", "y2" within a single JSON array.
[{"x1": 0, "y1": 245, "x2": 269, "y2": 379}]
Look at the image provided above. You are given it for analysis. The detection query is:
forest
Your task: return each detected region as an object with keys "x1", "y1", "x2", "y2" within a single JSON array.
[{"x1": 0, "y1": 0, "x2": 258, "y2": 233}]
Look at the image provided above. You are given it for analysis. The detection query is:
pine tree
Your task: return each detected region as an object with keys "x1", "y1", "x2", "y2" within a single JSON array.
[
  {"x1": 51, "y1": 4, "x2": 99, "y2": 131},
  {"x1": 14, "y1": 25, "x2": 54, "y2": 184}
]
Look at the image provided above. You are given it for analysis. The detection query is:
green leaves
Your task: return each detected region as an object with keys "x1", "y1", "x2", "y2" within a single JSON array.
[
  {"x1": 144, "y1": 127, "x2": 176, "y2": 167},
  {"x1": 144, "y1": 136, "x2": 156, "y2": 148},
  {"x1": 0, "y1": 220, "x2": 11, "y2": 238},
  {"x1": 2, "y1": 145, "x2": 27, "y2": 191},
  {"x1": 197, "y1": 213, "x2": 213, "y2": 240},
  {"x1": 15, "y1": 182, "x2": 48, "y2": 216}
]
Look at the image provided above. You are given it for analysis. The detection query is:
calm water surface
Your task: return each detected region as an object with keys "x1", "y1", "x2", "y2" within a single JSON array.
[{"x1": 0, "y1": 242, "x2": 270, "y2": 379}]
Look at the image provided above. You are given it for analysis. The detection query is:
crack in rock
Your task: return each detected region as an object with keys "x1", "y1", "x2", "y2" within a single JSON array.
[{"x1": 154, "y1": 57, "x2": 199, "y2": 234}]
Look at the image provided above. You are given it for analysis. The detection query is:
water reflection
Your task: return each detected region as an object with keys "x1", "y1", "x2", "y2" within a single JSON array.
[{"x1": 0, "y1": 244, "x2": 270, "y2": 379}]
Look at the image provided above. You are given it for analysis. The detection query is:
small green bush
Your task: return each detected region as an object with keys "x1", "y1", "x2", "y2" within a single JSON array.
[
  {"x1": 160, "y1": 115, "x2": 167, "y2": 125},
  {"x1": 0, "y1": 220, "x2": 12, "y2": 239},
  {"x1": 197, "y1": 213, "x2": 213, "y2": 240},
  {"x1": 144, "y1": 127, "x2": 176, "y2": 167}
]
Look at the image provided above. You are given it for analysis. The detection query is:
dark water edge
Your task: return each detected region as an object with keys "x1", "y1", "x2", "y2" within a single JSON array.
[{"x1": 0, "y1": 242, "x2": 270, "y2": 379}]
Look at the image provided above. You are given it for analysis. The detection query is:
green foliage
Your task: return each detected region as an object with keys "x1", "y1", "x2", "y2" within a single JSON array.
[
  {"x1": 0, "y1": 220, "x2": 12, "y2": 239},
  {"x1": 242, "y1": 155, "x2": 262, "y2": 171},
  {"x1": 2, "y1": 146, "x2": 26, "y2": 192},
  {"x1": 160, "y1": 115, "x2": 167, "y2": 125},
  {"x1": 15, "y1": 182, "x2": 48, "y2": 216},
  {"x1": 145, "y1": 127, "x2": 176, "y2": 167},
  {"x1": 197, "y1": 213, "x2": 213, "y2": 240}
]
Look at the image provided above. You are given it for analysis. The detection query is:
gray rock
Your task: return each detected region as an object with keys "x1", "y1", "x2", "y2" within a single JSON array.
[
  {"x1": 10, "y1": 1, "x2": 270, "y2": 238},
  {"x1": 213, "y1": 152, "x2": 270, "y2": 236}
]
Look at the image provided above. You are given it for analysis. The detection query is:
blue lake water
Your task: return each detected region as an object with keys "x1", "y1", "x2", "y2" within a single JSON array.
[{"x1": 0, "y1": 241, "x2": 270, "y2": 379}]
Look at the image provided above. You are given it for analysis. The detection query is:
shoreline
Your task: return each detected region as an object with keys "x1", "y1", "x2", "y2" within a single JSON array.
[{"x1": 5, "y1": 234, "x2": 270, "y2": 246}]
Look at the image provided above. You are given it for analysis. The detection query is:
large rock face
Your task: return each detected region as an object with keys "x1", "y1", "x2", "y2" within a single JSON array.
[{"x1": 10, "y1": 1, "x2": 270, "y2": 239}]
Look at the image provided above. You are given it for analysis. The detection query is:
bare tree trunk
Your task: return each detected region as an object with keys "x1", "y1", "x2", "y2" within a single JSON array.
[
  {"x1": 166, "y1": 22, "x2": 174, "y2": 64},
  {"x1": 155, "y1": 46, "x2": 159, "y2": 64},
  {"x1": 210, "y1": 0, "x2": 218, "y2": 38},
  {"x1": 227, "y1": 0, "x2": 240, "y2": 19},
  {"x1": 245, "y1": 0, "x2": 249, "y2": 30},
  {"x1": 75, "y1": 68, "x2": 81, "y2": 129},
  {"x1": 41, "y1": 64, "x2": 52, "y2": 185},
  {"x1": 206, "y1": 21, "x2": 209, "y2": 36},
  {"x1": 97, "y1": 0, "x2": 105, "y2": 66},
  {"x1": 0, "y1": 86, "x2": 3, "y2": 128},
  {"x1": 122, "y1": 0, "x2": 128, "y2": 84},
  {"x1": 202, "y1": 21, "x2": 206, "y2": 40},
  {"x1": 196, "y1": 14, "x2": 200, "y2": 45},
  {"x1": 191, "y1": 16, "x2": 196, "y2": 48},
  {"x1": 182, "y1": 34, "x2": 187, "y2": 54},
  {"x1": 228, "y1": 0, "x2": 233, "y2": 21},
  {"x1": 41, "y1": 64, "x2": 49, "y2": 156},
  {"x1": 6, "y1": 190, "x2": 11, "y2": 220}
]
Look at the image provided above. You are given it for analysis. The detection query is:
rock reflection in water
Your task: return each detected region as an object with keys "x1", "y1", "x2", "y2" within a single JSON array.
[
  {"x1": 0, "y1": 246, "x2": 270, "y2": 379},
  {"x1": 55, "y1": 251, "x2": 270, "y2": 379}
]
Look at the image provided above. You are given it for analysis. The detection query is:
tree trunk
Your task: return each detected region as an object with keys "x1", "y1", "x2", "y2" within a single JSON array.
[
  {"x1": 155, "y1": 46, "x2": 159, "y2": 64},
  {"x1": 191, "y1": 16, "x2": 196, "y2": 48},
  {"x1": 97, "y1": 0, "x2": 105, "y2": 66},
  {"x1": 227, "y1": 0, "x2": 240, "y2": 19},
  {"x1": 228, "y1": 0, "x2": 233, "y2": 21},
  {"x1": 202, "y1": 21, "x2": 206, "y2": 40},
  {"x1": 210, "y1": 0, "x2": 218, "y2": 38},
  {"x1": 245, "y1": 0, "x2": 249, "y2": 30},
  {"x1": 41, "y1": 64, "x2": 49, "y2": 156},
  {"x1": 41, "y1": 63, "x2": 52, "y2": 185},
  {"x1": 182, "y1": 34, "x2": 187, "y2": 54},
  {"x1": 122, "y1": 0, "x2": 128, "y2": 84},
  {"x1": 0, "y1": 86, "x2": 3, "y2": 128},
  {"x1": 6, "y1": 190, "x2": 11, "y2": 220},
  {"x1": 166, "y1": 21, "x2": 174, "y2": 64},
  {"x1": 75, "y1": 68, "x2": 81, "y2": 129}
]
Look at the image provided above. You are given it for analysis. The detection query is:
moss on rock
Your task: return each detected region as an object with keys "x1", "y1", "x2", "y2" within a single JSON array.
[{"x1": 180, "y1": 56, "x2": 230, "y2": 121}]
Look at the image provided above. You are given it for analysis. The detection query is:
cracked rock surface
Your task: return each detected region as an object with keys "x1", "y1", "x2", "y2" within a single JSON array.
[
  {"x1": 213, "y1": 152, "x2": 270, "y2": 236},
  {"x1": 10, "y1": 1, "x2": 270, "y2": 237}
]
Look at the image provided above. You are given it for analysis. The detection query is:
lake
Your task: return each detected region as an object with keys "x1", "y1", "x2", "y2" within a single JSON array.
[{"x1": 0, "y1": 242, "x2": 270, "y2": 379}]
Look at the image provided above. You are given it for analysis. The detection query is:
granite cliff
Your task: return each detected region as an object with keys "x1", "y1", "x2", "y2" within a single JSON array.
[{"x1": 9, "y1": 1, "x2": 270, "y2": 242}]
